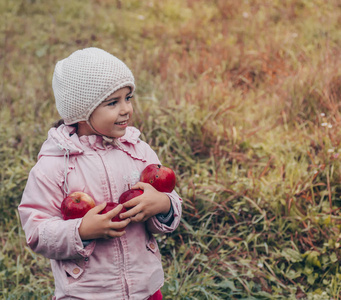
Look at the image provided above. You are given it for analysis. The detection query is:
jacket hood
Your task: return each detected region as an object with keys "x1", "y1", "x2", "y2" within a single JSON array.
[{"x1": 38, "y1": 124, "x2": 141, "y2": 159}]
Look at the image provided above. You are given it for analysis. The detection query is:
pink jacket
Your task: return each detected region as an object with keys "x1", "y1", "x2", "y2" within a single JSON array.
[{"x1": 18, "y1": 125, "x2": 182, "y2": 300}]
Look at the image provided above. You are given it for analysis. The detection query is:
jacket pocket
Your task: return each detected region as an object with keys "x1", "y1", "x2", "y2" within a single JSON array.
[
  {"x1": 146, "y1": 235, "x2": 161, "y2": 261},
  {"x1": 63, "y1": 261, "x2": 85, "y2": 284}
]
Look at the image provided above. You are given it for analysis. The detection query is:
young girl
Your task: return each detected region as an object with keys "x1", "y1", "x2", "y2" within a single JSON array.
[{"x1": 18, "y1": 47, "x2": 182, "y2": 300}]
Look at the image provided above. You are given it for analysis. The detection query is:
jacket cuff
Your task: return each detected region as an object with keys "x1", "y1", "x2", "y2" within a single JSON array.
[
  {"x1": 82, "y1": 240, "x2": 93, "y2": 247},
  {"x1": 75, "y1": 219, "x2": 96, "y2": 256},
  {"x1": 156, "y1": 201, "x2": 174, "y2": 226},
  {"x1": 147, "y1": 192, "x2": 181, "y2": 233}
]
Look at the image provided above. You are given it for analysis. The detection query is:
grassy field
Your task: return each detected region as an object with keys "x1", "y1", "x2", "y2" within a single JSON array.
[{"x1": 2, "y1": 0, "x2": 341, "y2": 299}]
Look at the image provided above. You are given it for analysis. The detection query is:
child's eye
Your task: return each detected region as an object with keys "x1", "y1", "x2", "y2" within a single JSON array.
[
  {"x1": 126, "y1": 96, "x2": 133, "y2": 102},
  {"x1": 108, "y1": 101, "x2": 117, "y2": 106}
]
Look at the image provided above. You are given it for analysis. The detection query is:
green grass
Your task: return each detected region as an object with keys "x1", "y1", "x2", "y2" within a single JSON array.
[{"x1": 2, "y1": 0, "x2": 341, "y2": 298}]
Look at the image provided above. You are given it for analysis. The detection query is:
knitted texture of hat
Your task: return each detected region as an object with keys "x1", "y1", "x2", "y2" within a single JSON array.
[{"x1": 52, "y1": 47, "x2": 135, "y2": 125}]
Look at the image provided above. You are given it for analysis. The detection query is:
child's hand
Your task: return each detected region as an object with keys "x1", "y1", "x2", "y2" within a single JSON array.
[
  {"x1": 120, "y1": 182, "x2": 171, "y2": 223},
  {"x1": 78, "y1": 202, "x2": 131, "y2": 240}
]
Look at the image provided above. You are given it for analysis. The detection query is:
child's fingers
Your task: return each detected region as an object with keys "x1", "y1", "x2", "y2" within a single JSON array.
[
  {"x1": 106, "y1": 204, "x2": 124, "y2": 218},
  {"x1": 85, "y1": 202, "x2": 107, "y2": 216},
  {"x1": 109, "y1": 217, "x2": 131, "y2": 230},
  {"x1": 121, "y1": 198, "x2": 141, "y2": 209},
  {"x1": 105, "y1": 218, "x2": 131, "y2": 238},
  {"x1": 129, "y1": 212, "x2": 145, "y2": 223},
  {"x1": 131, "y1": 181, "x2": 152, "y2": 190},
  {"x1": 120, "y1": 204, "x2": 142, "y2": 219}
]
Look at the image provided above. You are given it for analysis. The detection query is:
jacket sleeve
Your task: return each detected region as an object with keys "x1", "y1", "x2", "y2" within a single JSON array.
[
  {"x1": 137, "y1": 141, "x2": 183, "y2": 234},
  {"x1": 18, "y1": 160, "x2": 95, "y2": 260},
  {"x1": 147, "y1": 190, "x2": 182, "y2": 234}
]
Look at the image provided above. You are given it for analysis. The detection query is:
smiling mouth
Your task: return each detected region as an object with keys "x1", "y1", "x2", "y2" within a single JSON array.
[{"x1": 115, "y1": 120, "x2": 128, "y2": 125}]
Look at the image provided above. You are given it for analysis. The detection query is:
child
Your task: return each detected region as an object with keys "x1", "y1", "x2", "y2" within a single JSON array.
[{"x1": 18, "y1": 47, "x2": 182, "y2": 300}]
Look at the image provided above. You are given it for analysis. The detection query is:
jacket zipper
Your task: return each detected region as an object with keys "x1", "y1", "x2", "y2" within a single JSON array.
[
  {"x1": 96, "y1": 151, "x2": 114, "y2": 202},
  {"x1": 118, "y1": 238, "x2": 129, "y2": 298},
  {"x1": 97, "y1": 150, "x2": 129, "y2": 296}
]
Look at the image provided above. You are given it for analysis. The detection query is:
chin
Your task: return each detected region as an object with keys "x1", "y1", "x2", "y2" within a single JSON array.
[{"x1": 111, "y1": 130, "x2": 127, "y2": 139}]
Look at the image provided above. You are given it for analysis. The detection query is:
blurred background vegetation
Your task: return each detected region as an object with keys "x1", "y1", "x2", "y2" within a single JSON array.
[{"x1": 2, "y1": 0, "x2": 341, "y2": 299}]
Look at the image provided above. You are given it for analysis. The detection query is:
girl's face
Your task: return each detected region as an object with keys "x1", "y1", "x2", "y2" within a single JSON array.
[{"x1": 77, "y1": 87, "x2": 133, "y2": 138}]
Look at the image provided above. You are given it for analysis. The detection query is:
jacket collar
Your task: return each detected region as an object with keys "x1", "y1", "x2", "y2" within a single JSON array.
[{"x1": 38, "y1": 124, "x2": 142, "y2": 159}]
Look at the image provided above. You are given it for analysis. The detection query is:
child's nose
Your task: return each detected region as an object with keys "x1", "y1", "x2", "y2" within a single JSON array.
[{"x1": 120, "y1": 102, "x2": 131, "y2": 115}]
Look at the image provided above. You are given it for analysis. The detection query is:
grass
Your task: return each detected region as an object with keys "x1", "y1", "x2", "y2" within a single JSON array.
[{"x1": 2, "y1": 0, "x2": 341, "y2": 298}]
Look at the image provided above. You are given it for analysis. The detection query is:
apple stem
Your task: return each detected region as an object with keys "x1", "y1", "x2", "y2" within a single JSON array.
[{"x1": 128, "y1": 183, "x2": 131, "y2": 190}]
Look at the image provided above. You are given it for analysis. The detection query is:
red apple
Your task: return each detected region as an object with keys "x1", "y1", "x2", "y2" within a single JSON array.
[
  {"x1": 140, "y1": 164, "x2": 176, "y2": 193},
  {"x1": 99, "y1": 202, "x2": 127, "y2": 221},
  {"x1": 61, "y1": 191, "x2": 96, "y2": 220},
  {"x1": 99, "y1": 202, "x2": 127, "y2": 231},
  {"x1": 119, "y1": 189, "x2": 144, "y2": 208}
]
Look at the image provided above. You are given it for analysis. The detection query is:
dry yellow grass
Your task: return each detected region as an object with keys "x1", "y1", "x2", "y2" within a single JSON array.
[{"x1": 2, "y1": 0, "x2": 341, "y2": 298}]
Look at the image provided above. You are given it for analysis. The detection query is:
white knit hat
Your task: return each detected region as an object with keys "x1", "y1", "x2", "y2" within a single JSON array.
[{"x1": 52, "y1": 47, "x2": 135, "y2": 125}]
